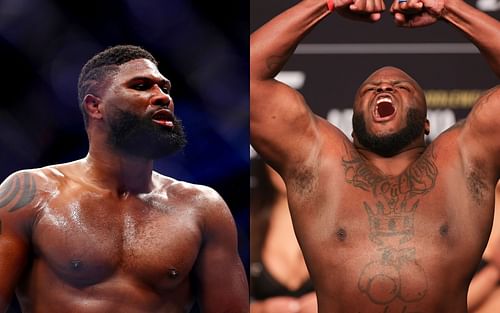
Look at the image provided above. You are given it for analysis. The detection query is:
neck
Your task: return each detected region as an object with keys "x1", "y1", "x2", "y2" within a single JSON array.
[
  {"x1": 355, "y1": 144, "x2": 427, "y2": 176},
  {"x1": 84, "y1": 141, "x2": 154, "y2": 195}
]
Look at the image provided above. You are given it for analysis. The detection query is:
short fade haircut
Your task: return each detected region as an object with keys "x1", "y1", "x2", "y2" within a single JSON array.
[{"x1": 77, "y1": 45, "x2": 158, "y2": 127}]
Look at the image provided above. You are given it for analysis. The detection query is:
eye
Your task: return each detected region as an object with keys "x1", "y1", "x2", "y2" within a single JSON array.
[
  {"x1": 132, "y1": 82, "x2": 151, "y2": 91},
  {"x1": 396, "y1": 84, "x2": 410, "y2": 91},
  {"x1": 362, "y1": 86, "x2": 375, "y2": 94},
  {"x1": 160, "y1": 86, "x2": 170, "y2": 94}
]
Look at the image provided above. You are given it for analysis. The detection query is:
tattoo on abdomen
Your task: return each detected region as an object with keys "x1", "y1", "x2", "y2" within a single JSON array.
[
  {"x1": 0, "y1": 173, "x2": 37, "y2": 213},
  {"x1": 342, "y1": 144, "x2": 438, "y2": 312}
]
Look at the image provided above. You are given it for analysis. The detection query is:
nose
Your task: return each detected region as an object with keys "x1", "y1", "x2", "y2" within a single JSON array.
[
  {"x1": 376, "y1": 83, "x2": 394, "y2": 93},
  {"x1": 150, "y1": 85, "x2": 172, "y2": 109}
]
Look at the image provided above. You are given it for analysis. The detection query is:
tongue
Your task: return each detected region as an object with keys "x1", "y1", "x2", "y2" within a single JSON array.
[{"x1": 378, "y1": 102, "x2": 395, "y2": 118}]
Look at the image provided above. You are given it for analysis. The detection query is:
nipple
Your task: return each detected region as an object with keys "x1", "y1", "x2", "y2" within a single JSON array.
[
  {"x1": 439, "y1": 224, "x2": 449, "y2": 237},
  {"x1": 168, "y1": 268, "x2": 179, "y2": 279},
  {"x1": 336, "y1": 228, "x2": 347, "y2": 241},
  {"x1": 71, "y1": 259, "x2": 82, "y2": 270}
]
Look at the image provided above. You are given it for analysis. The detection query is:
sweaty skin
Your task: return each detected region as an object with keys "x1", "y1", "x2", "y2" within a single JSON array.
[
  {"x1": 0, "y1": 58, "x2": 248, "y2": 313},
  {"x1": 250, "y1": 0, "x2": 500, "y2": 312}
]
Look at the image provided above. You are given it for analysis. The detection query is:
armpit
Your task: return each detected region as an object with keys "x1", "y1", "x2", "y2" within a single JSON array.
[
  {"x1": 288, "y1": 165, "x2": 318, "y2": 196},
  {"x1": 465, "y1": 162, "x2": 490, "y2": 206}
]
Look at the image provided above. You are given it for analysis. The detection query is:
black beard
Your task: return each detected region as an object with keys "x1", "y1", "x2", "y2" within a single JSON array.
[
  {"x1": 352, "y1": 108, "x2": 425, "y2": 157},
  {"x1": 107, "y1": 109, "x2": 187, "y2": 159}
]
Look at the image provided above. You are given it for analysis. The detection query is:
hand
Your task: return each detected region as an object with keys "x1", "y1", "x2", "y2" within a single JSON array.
[
  {"x1": 390, "y1": 0, "x2": 446, "y2": 27},
  {"x1": 335, "y1": 0, "x2": 385, "y2": 23},
  {"x1": 251, "y1": 296, "x2": 301, "y2": 313},
  {"x1": 297, "y1": 292, "x2": 318, "y2": 313}
]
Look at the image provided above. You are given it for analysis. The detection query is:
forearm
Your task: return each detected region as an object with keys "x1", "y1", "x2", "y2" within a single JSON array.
[
  {"x1": 250, "y1": 300, "x2": 265, "y2": 313},
  {"x1": 250, "y1": 297, "x2": 302, "y2": 313},
  {"x1": 250, "y1": 0, "x2": 332, "y2": 81},
  {"x1": 442, "y1": 0, "x2": 500, "y2": 77},
  {"x1": 467, "y1": 263, "x2": 499, "y2": 311}
]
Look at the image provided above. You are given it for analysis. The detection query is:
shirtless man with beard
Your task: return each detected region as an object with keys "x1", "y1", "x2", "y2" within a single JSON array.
[
  {"x1": 0, "y1": 45, "x2": 248, "y2": 313},
  {"x1": 250, "y1": 0, "x2": 500, "y2": 311}
]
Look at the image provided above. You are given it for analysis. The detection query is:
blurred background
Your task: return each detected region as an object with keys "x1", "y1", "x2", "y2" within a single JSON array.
[{"x1": 0, "y1": 0, "x2": 248, "y2": 311}]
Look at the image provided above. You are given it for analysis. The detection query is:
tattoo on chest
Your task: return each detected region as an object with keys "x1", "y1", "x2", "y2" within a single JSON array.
[
  {"x1": 0, "y1": 172, "x2": 37, "y2": 214},
  {"x1": 342, "y1": 144, "x2": 438, "y2": 312}
]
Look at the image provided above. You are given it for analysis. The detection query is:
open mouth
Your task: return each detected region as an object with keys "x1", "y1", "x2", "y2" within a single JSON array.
[
  {"x1": 152, "y1": 109, "x2": 174, "y2": 128},
  {"x1": 374, "y1": 96, "x2": 396, "y2": 120}
]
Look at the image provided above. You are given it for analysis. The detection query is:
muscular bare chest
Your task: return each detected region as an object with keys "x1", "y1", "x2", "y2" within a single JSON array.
[
  {"x1": 32, "y1": 188, "x2": 202, "y2": 289},
  {"x1": 288, "y1": 145, "x2": 495, "y2": 312}
]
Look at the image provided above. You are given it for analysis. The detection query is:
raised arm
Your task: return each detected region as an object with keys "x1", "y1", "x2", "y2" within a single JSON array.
[
  {"x1": 250, "y1": 0, "x2": 384, "y2": 174},
  {"x1": 0, "y1": 171, "x2": 36, "y2": 311},
  {"x1": 391, "y1": 0, "x2": 500, "y2": 77},
  {"x1": 456, "y1": 86, "x2": 500, "y2": 185},
  {"x1": 193, "y1": 187, "x2": 248, "y2": 313}
]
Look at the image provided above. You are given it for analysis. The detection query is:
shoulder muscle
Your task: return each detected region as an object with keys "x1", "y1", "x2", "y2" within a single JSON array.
[{"x1": 0, "y1": 170, "x2": 38, "y2": 213}]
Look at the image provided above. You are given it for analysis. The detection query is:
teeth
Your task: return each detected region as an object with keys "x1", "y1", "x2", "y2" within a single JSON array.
[{"x1": 376, "y1": 97, "x2": 392, "y2": 104}]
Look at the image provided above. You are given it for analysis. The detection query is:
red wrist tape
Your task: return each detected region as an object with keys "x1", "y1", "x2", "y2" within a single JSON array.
[{"x1": 327, "y1": 0, "x2": 335, "y2": 12}]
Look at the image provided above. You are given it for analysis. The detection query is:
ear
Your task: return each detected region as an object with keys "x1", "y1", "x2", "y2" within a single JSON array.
[
  {"x1": 83, "y1": 94, "x2": 103, "y2": 120},
  {"x1": 424, "y1": 118, "x2": 430, "y2": 135}
]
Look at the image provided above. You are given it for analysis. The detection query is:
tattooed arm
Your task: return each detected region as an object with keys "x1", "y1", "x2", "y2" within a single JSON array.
[
  {"x1": 250, "y1": 0, "x2": 384, "y2": 174},
  {"x1": 0, "y1": 171, "x2": 37, "y2": 310}
]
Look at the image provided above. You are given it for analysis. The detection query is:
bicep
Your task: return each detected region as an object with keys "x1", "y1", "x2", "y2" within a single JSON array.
[
  {"x1": 0, "y1": 171, "x2": 38, "y2": 309},
  {"x1": 194, "y1": 197, "x2": 248, "y2": 313},
  {"x1": 250, "y1": 78, "x2": 323, "y2": 173},
  {"x1": 460, "y1": 86, "x2": 500, "y2": 174},
  {"x1": 0, "y1": 232, "x2": 29, "y2": 309}
]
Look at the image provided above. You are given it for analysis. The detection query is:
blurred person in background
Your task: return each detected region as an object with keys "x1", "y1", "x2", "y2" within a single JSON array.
[
  {"x1": 250, "y1": 156, "x2": 317, "y2": 313},
  {"x1": 468, "y1": 181, "x2": 500, "y2": 312},
  {"x1": 0, "y1": 45, "x2": 248, "y2": 313}
]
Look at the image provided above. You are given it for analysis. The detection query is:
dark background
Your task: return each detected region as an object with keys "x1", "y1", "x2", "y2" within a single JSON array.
[{"x1": 0, "y1": 0, "x2": 248, "y2": 311}]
